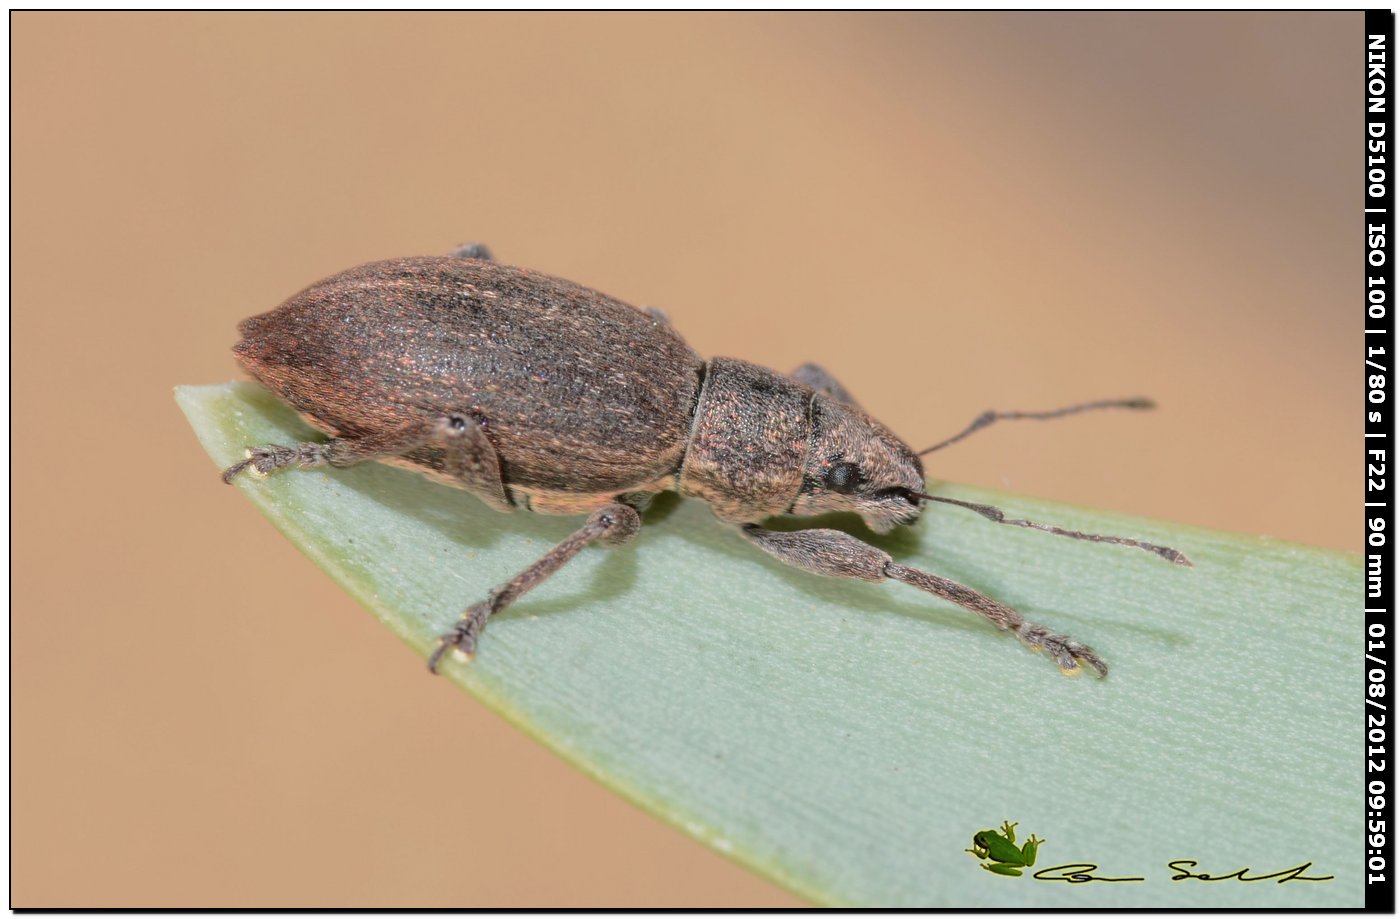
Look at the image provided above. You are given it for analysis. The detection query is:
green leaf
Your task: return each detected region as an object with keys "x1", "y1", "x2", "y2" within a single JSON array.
[{"x1": 177, "y1": 382, "x2": 1363, "y2": 907}]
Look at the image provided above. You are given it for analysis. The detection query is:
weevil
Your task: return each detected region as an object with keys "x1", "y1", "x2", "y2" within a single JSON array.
[{"x1": 223, "y1": 243, "x2": 1190, "y2": 677}]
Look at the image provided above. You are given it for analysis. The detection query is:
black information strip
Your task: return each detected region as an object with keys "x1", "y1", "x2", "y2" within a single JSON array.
[{"x1": 1367, "y1": 9, "x2": 1395, "y2": 912}]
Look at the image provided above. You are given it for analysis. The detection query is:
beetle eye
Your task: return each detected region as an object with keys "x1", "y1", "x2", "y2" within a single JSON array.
[{"x1": 825, "y1": 461, "x2": 861, "y2": 494}]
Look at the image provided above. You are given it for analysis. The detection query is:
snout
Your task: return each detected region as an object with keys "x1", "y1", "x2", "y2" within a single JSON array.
[{"x1": 863, "y1": 490, "x2": 923, "y2": 533}]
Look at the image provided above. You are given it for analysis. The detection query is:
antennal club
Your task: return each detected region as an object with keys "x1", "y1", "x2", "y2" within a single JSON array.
[
  {"x1": 912, "y1": 492, "x2": 1192, "y2": 567},
  {"x1": 917, "y1": 397, "x2": 1156, "y2": 456}
]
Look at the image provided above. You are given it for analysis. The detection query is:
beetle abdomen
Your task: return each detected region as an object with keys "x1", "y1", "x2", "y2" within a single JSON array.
[{"x1": 235, "y1": 257, "x2": 705, "y2": 495}]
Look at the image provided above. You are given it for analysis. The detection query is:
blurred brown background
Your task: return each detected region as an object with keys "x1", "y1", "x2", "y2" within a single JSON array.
[{"x1": 13, "y1": 12, "x2": 1358, "y2": 907}]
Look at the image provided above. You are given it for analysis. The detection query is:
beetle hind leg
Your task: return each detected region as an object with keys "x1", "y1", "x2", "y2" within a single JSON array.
[
  {"x1": 221, "y1": 416, "x2": 441, "y2": 484},
  {"x1": 223, "y1": 411, "x2": 515, "y2": 514},
  {"x1": 434, "y1": 413, "x2": 513, "y2": 512},
  {"x1": 222, "y1": 442, "x2": 324, "y2": 482}
]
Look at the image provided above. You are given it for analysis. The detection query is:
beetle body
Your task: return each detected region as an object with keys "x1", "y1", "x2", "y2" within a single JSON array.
[
  {"x1": 225, "y1": 246, "x2": 1187, "y2": 676},
  {"x1": 236, "y1": 256, "x2": 924, "y2": 530}
]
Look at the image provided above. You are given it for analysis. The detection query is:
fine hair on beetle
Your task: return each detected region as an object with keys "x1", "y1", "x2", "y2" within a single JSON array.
[{"x1": 222, "y1": 242, "x2": 1190, "y2": 679}]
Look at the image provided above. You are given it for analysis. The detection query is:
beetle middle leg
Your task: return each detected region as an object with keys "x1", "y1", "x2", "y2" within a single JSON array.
[
  {"x1": 428, "y1": 503, "x2": 642, "y2": 672},
  {"x1": 740, "y1": 524, "x2": 1108, "y2": 676}
]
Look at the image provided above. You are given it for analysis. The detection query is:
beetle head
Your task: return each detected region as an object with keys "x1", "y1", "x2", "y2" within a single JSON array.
[{"x1": 789, "y1": 395, "x2": 925, "y2": 534}]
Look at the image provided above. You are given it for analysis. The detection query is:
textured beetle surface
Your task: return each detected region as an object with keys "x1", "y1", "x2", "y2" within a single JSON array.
[{"x1": 225, "y1": 245, "x2": 1188, "y2": 677}]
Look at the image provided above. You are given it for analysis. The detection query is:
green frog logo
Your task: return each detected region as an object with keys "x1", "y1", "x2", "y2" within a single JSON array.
[{"x1": 965, "y1": 821, "x2": 1043, "y2": 877}]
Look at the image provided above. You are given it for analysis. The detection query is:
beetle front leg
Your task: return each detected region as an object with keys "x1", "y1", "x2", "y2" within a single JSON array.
[
  {"x1": 428, "y1": 503, "x2": 642, "y2": 673},
  {"x1": 739, "y1": 525, "x2": 1108, "y2": 677}
]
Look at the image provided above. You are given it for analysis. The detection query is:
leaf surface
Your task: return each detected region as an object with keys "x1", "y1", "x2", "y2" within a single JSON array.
[{"x1": 178, "y1": 382, "x2": 1363, "y2": 907}]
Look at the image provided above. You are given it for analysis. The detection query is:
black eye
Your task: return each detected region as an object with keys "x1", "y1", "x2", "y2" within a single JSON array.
[{"x1": 825, "y1": 461, "x2": 861, "y2": 494}]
